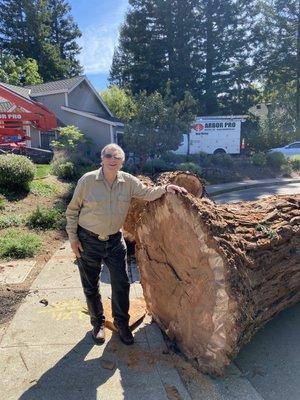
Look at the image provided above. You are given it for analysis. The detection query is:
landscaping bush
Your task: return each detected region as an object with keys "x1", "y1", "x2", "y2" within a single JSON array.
[
  {"x1": 188, "y1": 152, "x2": 212, "y2": 167},
  {"x1": 281, "y1": 163, "x2": 293, "y2": 177},
  {"x1": 55, "y1": 161, "x2": 76, "y2": 180},
  {"x1": 142, "y1": 159, "x2": 173, "y2": 174},
  {"x1": 289, "y1": 155, "x2": 300, "y2": 171},
  {"x1": 211, "y1": 153, "x2": 233, "y2": 167},
  {"x1": 161, "y1": 152, "x2": 186, "y2": 164},
  {"x1": 27, "y1": 206, "x2": 64, "y2": 230},
  {"x1": 266, "y1": 151, "x2": 286, "y2": 169},
  {"x1": 0, "y1": 154, "x2": 35, "y2": 190},
  {"x1": 0, "y1": 228, "x2": 41, "y2": 259},
  {"x1": 177, "y1": 162, "x2": 202, "y2": 175},
  {"x1": 251, "y1": 152, "x2": 267, "y2": 167}
]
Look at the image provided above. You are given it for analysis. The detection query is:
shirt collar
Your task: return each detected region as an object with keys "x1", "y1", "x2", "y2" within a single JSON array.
[{"x1": 95, "y1": 167, "x2": 125, "y2": 183}]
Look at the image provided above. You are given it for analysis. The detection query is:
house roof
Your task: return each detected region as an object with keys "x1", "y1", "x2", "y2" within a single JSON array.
[
  {"x1": 61, "y1": 106, "x2": 124, "y2": 127},
  {"x1": 0, "y1": 82, "x2": 31, "y2": 99},
  {"x1": 25, "y1": 76, "x2": 85, "y2": 95}
]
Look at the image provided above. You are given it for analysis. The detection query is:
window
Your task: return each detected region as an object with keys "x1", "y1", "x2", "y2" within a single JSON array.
[{"x1": 288, "y1": 142, "x2": 300, "y2": 149}]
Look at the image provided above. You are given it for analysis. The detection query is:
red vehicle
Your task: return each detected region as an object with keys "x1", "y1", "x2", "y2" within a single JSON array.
[{"x1": 0, "y1": 84, "x2": 57, "y2": 149}]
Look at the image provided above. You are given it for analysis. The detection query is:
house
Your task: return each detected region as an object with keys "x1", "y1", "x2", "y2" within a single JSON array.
[{"x1": 0, "y1": 75, "x2": 124, "y2": 154}]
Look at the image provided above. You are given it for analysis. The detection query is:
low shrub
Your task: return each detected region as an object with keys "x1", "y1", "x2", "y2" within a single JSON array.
[
  {"x1": 187, "y1": 152, "x2": 212, "y2": 167},
  {"x1": 142, "y1": 159, "x2": 173, "y2": 174},
  {"x1": 0, "y1": 154, "x2": 35, "y2": 190},
  {"x1": 27, "y1": 206, "x2": 64, "y2": 230},
  {"x1": 161, "y1": 152, "x2": 186, "y2": 164},
  {"x1": 281, "y1": 163, "x2": 293, "y2": 177},
  {"x1": 0, "y1": 228, "x2": 42, "y2": 259},
  {"x1": 211, "y1": 153, "x2": 233, "y2": 167},
  {"x1": 251, "y1": 152, "x2": 267, "y2": 167},
  {"x1": 177, "y1": 162, "x2": 202, "y2": 175},
  {"x1": 266, "y1": 152, "x2": 287, "y2": 169},
  {"x1": 56, "y1": 161, "x2": 76, "y2": 180},
  {"x1": 289, "y1": 155, "x2": 300, "y2": 171}
]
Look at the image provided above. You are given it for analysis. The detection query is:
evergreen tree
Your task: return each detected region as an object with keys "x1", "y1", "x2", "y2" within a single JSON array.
[
  {"x1": 123, "y1": 90, "x2": 196, "y2": 158},
  {"x1": 110, "y1": 0, "x2": 198, "y2": 100},
  {"x1": 47, "y1": 0, "x2": 82, "y2": 77},
  {"x1": 0, "y1": 0, "x2": 82, "y2": 81},
  {"x1": 255, "y1": 0, "x2": 300, "y2": 140},
  {"x1": 110, "y1": 0, "x2": 259, "y2": 115},
  {"x1": 0, "y1": 54, "x2": 42, "y2": 84}
]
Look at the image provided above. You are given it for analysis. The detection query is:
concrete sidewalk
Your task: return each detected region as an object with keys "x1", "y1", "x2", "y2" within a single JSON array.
[
  {"x1": 206, "y1": 177, "x2": 300, "y2": 196},
  {"x1": 0, "y1": 243, "x2": 263, "y2": 400}
]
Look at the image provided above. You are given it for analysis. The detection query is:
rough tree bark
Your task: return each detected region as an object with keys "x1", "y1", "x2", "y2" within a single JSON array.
[
  {"x1": 123, "y1": 176, "x2": 154, "y2": 243},
  {"x1": 135, "y1": 193, "x2": 300, "y2": 375},
  {"x1": 123, "y1": 172, "x2": 205, "y2": 242}
]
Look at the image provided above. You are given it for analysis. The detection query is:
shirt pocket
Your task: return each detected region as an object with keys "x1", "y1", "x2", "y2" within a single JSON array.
[
  {"x1": 117, "y1": 193, "x2": 131, "y2": 215},
  {"x1": 83, "y1": 196, "x2": 107, "y2": 215}
]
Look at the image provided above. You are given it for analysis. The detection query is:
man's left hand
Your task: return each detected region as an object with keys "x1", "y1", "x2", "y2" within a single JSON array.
[{"x1": 166, "y1": 184, "x2": 188, "y2": 195}]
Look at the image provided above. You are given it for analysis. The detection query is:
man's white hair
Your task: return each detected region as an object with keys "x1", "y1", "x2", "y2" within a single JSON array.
[{"x1": 101, "y1": 143, "x2": 125, "y2": 161}]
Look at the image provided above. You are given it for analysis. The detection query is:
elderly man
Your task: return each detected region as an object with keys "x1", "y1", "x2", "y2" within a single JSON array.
[{"x1": 66, "y1": 144, "x2": 187, "y2": 345}]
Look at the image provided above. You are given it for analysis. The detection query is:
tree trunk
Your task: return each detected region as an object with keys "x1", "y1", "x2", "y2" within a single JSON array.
[
  {"x1": 135, "y1": 193, "x2": 300, "y2": 375},
  {"x1": 123, "y1": 172, "x2": 205, "y2": 242},
  {"x1": 123, "y1": 176, "x2": 154, "y2": 243}
]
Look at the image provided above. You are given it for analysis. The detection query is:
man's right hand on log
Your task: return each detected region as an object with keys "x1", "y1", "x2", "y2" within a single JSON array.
[
  {"x1": 71, "y1": 240, "x2": 83, "y2": 258},
  {"x1": 166, "y1": 184, "x2": 188, "y2": 195}
]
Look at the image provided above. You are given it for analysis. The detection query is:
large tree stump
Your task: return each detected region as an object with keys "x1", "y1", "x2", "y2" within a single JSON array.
[
  {"x1": 155, "y1": 171, "x2": 205, "y2": 197},
  {"x1": 123, "y1": 176, "x2": 154, "y2": 243},
  {"x1": 135, "y1": 193, "x2": 300, "y2": 375},
  {"x1": 123, "y1": 172, "x2": 205, "y2": 242}
]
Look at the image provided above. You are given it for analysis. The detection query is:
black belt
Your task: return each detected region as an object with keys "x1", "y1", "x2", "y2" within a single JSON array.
[{"x1": 78, "y1": 225, "x2": 120, "y2": 241}]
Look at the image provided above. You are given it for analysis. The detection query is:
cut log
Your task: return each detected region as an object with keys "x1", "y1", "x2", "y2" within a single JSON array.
[
  {"x1": 123, "y1": 172, "x2": 205, "y2": 242},
  {"x1": 123, "y1": 176, "x2": 154, "y2": 242},
  {"x1": 135, "y1": 193, "x2": 300, "y2": 375},
  {"x1": 155, "y1": 171, "x2": 205, "y2": 198}
]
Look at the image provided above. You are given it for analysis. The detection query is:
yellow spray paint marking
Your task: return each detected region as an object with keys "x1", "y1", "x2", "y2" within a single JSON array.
[{"x1": 38, "y1": 299, "x2": 88, "y2": 321}]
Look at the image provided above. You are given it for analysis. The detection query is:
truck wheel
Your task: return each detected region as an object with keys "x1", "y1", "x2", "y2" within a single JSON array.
[{"x1": 213, "y1": 148, "x2": 226, "y2": 155}]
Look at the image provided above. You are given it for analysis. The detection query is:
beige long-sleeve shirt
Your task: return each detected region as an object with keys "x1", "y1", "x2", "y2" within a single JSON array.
[{"x1": 66, "y1": 168, "x2": 166, "y2": 242}]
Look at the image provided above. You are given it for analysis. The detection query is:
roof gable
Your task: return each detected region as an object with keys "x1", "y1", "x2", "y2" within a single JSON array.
[{"x1": 25, "y1": 76, "x2": 85, "y2": 95}]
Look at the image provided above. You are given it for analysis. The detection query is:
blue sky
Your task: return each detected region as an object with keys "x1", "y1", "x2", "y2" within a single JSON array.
[{"x1": 69, "y1": 0, "x2": 129, "y2": 90}]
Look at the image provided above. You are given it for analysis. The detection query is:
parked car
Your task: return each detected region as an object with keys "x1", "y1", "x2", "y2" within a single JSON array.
[{"x1": 269, "y1": 142, "x2": 300, "y2": 157}]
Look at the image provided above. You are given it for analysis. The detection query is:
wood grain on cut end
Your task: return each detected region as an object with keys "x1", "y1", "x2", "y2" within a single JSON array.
[
  {"x1": 156, "y1": 171, "x2": 205, "y2": 198},
  {"x1": 136, "y1": 193, "x2": 300, "y2": 375}
]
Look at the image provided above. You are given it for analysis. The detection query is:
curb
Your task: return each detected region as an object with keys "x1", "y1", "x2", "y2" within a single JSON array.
[{"x1": 207, "y1": 178, "x2": 300, "y2": 196}]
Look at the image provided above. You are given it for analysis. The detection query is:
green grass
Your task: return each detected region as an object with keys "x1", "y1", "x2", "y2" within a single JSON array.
[
  {"x1": 0, "y1": 195, "x2": 6, "y2": 210},
  {"x1": 0, "y1": 214, "x2": 24, "y2": 228},
  {"x1": 0, "y1": 228, "x2": 42, "y2": 259},
  {"x1": 29, "y1": 180, "x2": 59, "y2": 197},
  {"x1": 34, "y1": 164, "x2": 51, "y2": 179}
]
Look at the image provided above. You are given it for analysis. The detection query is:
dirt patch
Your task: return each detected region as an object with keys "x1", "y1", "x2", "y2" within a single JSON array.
[{"x1": 0, "y1": 175, "x2": 70, "y2": 333}]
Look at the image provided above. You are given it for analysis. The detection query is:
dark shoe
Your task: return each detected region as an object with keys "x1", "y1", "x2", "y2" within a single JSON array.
[
  {"x1": 115, "y1": 323, "x2": 134, "y2": 345},
  {"x1": 92, "y1": 323, "x2": 105, "y2": 344}
]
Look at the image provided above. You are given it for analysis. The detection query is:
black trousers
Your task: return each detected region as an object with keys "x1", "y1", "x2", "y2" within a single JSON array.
[{"x1": 76, "y1": 226, "x2": 130, "y2": 328}]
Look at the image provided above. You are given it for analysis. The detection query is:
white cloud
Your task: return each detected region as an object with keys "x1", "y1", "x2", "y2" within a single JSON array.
[{"x1": 78, "y1": 1, "x2": 128, "y2": 75}]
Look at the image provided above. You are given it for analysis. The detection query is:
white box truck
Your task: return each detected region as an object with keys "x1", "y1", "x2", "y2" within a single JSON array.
[{"x1": 174, "y1": 116, "x2": 246, "y2": 155}]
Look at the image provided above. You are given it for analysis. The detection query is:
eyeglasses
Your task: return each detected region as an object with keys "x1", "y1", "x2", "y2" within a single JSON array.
[{"x1": 103, "y1": 153, "x2": 123, "y2": 160}]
